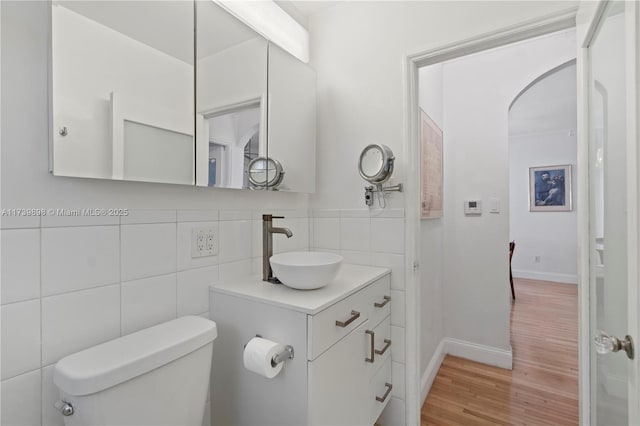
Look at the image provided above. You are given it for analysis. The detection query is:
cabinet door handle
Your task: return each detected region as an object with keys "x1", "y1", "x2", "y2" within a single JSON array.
[
  {"x1": 374, "y1": 295, "x2": 391, "y2": 308},
  {"x1": 376, "y1": 383, "x2": 393, "y2": 402},
  {"x1": 335, "y1": 310, "x2": 360, "y2": 328},
  {"x1": 375, "y1": 339, "x2": 392, "y2": 355},
  {"x1": 365, "y1": 330, "x2": 375, "y2": 363}
]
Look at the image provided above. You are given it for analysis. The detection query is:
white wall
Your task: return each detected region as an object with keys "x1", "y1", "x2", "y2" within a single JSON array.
[
  {"x1": 509, "y1": 131, "x2": 578, "y2": 283},
  {"x1": 417, "y1": 64, "x2": 444, "y2": 401},
  {"x1": 308, "y1": 1, "x2": 578, "y2": 421},
  {"x1": 439, "y1": 30, "x2": 576, "y2": 354},
  {"x1": 0, "y1": 3, "x2": 308, "y2": 426},
  {"x1": 52, "y1": 4, "x2": 193, "y2": 181}
]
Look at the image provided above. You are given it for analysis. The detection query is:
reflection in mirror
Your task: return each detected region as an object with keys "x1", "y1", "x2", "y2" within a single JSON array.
[
  {"x1": 51, "y1": 1, "x2": 194, "y2": 184},
  {"x1": 267, "y1": 42, "x2": 316, "y2": 192},
  {"x1": 247, "y1": 157, "x2": 285, "y2": 190},
  {"x1": 195, "y1": 1, "x2": 268, "y2": 189}
]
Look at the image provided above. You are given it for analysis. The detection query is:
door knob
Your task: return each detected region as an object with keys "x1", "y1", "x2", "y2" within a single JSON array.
[{"x1": 593, "y1": 330, "x2": 634, "y2": 360}]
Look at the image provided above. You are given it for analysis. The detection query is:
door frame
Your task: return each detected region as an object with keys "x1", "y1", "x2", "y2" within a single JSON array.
[
  {"x1": 577, "y1": 0, "x2": 639, "y2": 424},
  {"x1": 401, "y1": 7, "x2": 581, "y2": 425}
]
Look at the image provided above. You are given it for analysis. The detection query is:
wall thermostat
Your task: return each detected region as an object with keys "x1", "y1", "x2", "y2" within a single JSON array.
[{"x1": 464, "y1": 200, "x2": 482, "y2": 215}]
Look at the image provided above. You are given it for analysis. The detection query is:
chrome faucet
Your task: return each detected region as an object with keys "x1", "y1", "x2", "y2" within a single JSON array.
[{"x1": 263, "y1": 214, "x2": 293, "y2": 282}]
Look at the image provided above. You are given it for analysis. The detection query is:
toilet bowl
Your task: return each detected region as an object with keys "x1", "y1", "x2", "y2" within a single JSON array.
[{"x1": 53, "y1": 316, "x2": 217, "y2": 426}]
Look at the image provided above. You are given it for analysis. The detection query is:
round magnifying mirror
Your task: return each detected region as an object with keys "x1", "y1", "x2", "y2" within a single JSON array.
[
  {"x1": 358, "y1": 144, "x2": 395, "y2": 184},
  {"x1": 247, "y1": 157, "x2": 284, "y2": 189}
]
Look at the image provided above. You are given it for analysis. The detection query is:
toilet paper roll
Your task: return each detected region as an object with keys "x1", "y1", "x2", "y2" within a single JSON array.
[{"x1": 243, "y1": 337, "x2": 284, "y2": 379}]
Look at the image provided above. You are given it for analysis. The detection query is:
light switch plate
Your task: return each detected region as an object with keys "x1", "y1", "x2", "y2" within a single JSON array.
[{"x1": 489, "y1": 197, "x2": 500, "y2": 213}]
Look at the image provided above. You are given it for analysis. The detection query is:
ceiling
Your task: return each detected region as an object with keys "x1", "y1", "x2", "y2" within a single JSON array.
[{"x1": 509, "y1": 62, "x2": 577, "y2": 137}]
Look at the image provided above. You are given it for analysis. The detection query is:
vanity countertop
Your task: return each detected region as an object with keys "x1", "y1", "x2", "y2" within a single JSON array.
[{"x1": 209, "y1": 263, "x2": 390, "y2": 315}]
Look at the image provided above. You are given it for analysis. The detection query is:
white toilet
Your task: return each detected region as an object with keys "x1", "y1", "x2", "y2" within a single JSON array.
[{"x1": 53, "y1": 316, "x2": 217, "y2": 426}]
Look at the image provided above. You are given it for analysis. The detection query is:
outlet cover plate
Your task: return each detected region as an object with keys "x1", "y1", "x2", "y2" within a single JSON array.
[{"x1": 191, "y1": 227, "x2": 217, "y2": 258}]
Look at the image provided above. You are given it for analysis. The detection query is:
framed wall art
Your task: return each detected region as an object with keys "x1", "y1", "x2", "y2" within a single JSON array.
[
  {"x1": 420, "y1": 109, "x2": 443, "y2": 219},
  {"x1": 529, "y1": 164, "x2": 572, "y2": 212}
]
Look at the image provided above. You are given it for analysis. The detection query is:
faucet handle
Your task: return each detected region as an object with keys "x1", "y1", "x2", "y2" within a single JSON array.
[
  {"x1": 262, "y1": 214, "x2": 285, "y2": 221},
  {"x1": 272, "y1": 216, "x2": 285, "y2": 219}
]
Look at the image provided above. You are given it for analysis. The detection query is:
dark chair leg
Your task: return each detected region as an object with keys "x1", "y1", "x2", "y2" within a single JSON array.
[{"x1": 510, "y1": 268, "x2": 515, "y2": 300}]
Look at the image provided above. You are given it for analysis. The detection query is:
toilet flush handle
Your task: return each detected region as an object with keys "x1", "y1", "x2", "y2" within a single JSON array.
[{"x1": 54, "y1": 400, "x2": 74, "y2": 416}]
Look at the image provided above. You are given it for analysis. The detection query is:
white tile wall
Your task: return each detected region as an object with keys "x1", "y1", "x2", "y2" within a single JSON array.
[
  {"x1": 340, "y1": 250, "x2": 371, "y2": 265},
  {"x1": 1, "y1": 369, "x2": 42, "y2": 426},
  {"x1": 371, "y1": 218, "x2": 405, "y2": 254},
  {"x1": 177, "y1": 266, "x2": 219, "y2": 316},
  {"x1": 121, "y1": 223, "x2": 177, "y2": 281},
  {"x1": 0, "y1": 207, "x2": 413, "y2": 426},
  {"x1": 390, "y1": 290, "x2": 405, "y2": 327},
  {"x1": 312, "y1": 217, "x2": 340, "y2": 249},
  {"x1": 120, "y1": 209, "x2": 177, "y2": 225},
  {"x1": 41, "y1": 212, "x2": 119, "y2": 227},
  {"x1": 41, "y1": 365, "x2": 63, "y2": 426},
  {"x1": 1, "y1": 300, "x2": 41, "y2": 379},
  {"x1": 1, "y1": 215, "x2": 40, "y2": 229},
  {"x1": 219, "y1": 259, "x2": 253, "y2": 283},
  {"x1": 1, "y1": 206, "x2": 312, "y2": 426},
  {"x1": 339, "y1": 217, "x2": 370, "y2": 251},
  {"x1": 1, "y1": 229, "x2": 40, "y2": 304},
  {"x1": 373, "y1": 253, "x2": 405, "y2": 291},
  {"x1": 391, "y1": 325, "x2": 405, "y2": 364},
  {"x1": 391, "y1": 362, "x2": 406, "y2": 400},
  {"x1": 121, "y1": 274, "x2": 177, "y2": 335},
  {"x1": 41, "y1": 284, "x2": 121, "y2": 365},
  {"x1": 219, "y1": 220, "x2": 252, "y2": 263},
  {"x1": 41, "y1": 226, "x2": 119, "y2": 296}
]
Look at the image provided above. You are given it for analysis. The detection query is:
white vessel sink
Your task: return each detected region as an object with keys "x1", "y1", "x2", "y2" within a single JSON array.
[{"x1": 270, "y1": 251, "x2": 343, "y2": 290}]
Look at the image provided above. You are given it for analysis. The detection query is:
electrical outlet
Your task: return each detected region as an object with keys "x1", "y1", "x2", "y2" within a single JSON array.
[
  {"x1": 192, "y1": 227, "x2": 217, "y2": 258},
  {"x1": 534, "y1": 255, "x2": 541, "y2": 263}
]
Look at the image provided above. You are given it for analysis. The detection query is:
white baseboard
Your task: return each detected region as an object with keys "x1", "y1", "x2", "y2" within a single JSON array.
[
  {"x1": 444, "y1": 338, "x2": 513, "y2": 370},
  {"x1": 420, "y1": 340, "x2": 446, "y2": 404},
  {"x1": 513, "y1": 269, "x2": 578, "y2": 284},
  {"x1": 420, "y1": 338, "x2": 512, "y2": 405}
]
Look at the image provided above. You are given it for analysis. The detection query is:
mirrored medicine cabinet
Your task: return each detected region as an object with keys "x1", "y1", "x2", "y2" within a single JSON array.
[{"x1": 50, "y1": 0, "x2": 316, "y2": 193}]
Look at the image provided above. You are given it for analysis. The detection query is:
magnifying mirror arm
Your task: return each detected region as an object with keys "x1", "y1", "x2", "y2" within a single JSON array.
[
  {"x1": 379, "y1": 183, "x2": 403, "y2": 193},
  {"x1": 364, "y1": 183, "x2": 403, "y2": 207}
]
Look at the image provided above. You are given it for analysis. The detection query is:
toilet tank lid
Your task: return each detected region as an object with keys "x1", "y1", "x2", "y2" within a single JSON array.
[{"x1": 53, "y1": 316, "x2": 217, "y2": 396}]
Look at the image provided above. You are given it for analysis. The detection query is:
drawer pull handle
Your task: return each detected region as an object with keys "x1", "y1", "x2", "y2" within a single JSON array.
[
  {"x1": 376, "y1": 383, "x2": 393, "y2": 402},
  {"x1": 375, "y1": 339, "x2": 392, "y2": 355},
  {"x1": 336, "y1": 310, "x2": 360, "y2": 328},
  {"x1": 365, "y1": 330, "x2": 375, "y2": 363},
  {"x1": 374, "y1": 295, "x2": 391, "y2": 308}
]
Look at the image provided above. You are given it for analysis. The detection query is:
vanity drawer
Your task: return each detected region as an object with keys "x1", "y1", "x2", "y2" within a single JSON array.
[
  {"x1": 364, "y1": 316, "x2": 391, "y2": 377},
  {"x1": 307, "y1": 286, "x2": 370, "y2": 360},
  {"x1": 369, "y1": 356, "x2": 392, "y2": 426},
  {"x1": 363, "y1": 274, "x2": 391, "y2": 329}
]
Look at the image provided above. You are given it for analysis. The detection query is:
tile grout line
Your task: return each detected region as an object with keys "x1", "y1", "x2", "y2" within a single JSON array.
[
  {"x1": 119, "y1": 216, "x2": 123, "y2": 338},
  {"x1": 175, "y1": 213, "x2": 178, "y2": 319},
  {"x1": 39, "y1": 217, "x2": 44, "y2": 426}
]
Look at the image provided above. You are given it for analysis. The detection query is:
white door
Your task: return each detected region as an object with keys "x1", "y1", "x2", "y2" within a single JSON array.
[{"x1": 582, "y1": 0, "x2": 639, "y2": 424}]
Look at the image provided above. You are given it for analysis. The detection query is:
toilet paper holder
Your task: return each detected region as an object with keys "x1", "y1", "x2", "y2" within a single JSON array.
[
  {"x1": 271, "y1": 345, "x2": 294, "y2": 367},
  {"x1": 245, "y1": 335, "x2": 294, "y2": 367}
]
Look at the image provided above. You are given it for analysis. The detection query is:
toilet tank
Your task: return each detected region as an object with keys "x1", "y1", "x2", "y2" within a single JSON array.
[{"x1": 54, "y1": 316, "x2": 217, "y2": 426}]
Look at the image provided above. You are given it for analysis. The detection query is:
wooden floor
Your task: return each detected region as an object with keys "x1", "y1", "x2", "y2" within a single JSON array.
[{"x1": 421, "y1": 278, "x2": 579, "y2": 425}]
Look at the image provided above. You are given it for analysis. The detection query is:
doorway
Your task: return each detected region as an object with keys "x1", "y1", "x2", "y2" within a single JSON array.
[
  {"x1": 416, "y1": 29, "x2": 580, "y2": 424},
  {"x1": 407, "y1": 2, "x2": 639, "y2": 424}
]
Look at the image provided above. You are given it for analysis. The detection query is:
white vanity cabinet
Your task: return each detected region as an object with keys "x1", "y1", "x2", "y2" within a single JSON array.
[{"x1": 209, "y1": 264, "x2": 392, "y2": 426}]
